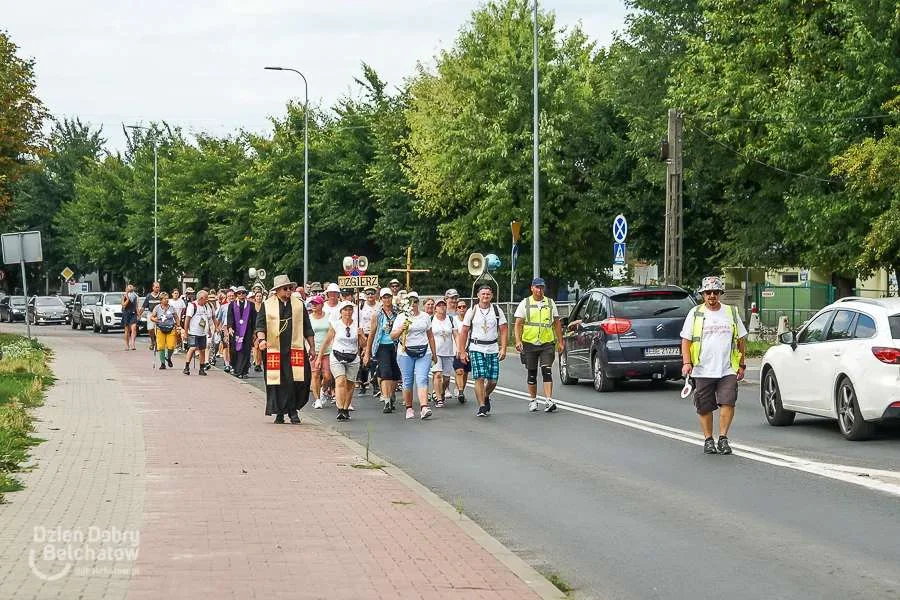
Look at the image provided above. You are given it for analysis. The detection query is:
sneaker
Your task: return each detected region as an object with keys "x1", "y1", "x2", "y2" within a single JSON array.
[
  {"x1": 420, "y1": 406, "x2": 433, "y2": 420},
  {"x1": 703, "y1": 437, "x2": 718, "y2": 455},
  {"x1": 435, "y1": 398, "x2": 445, "y2": 408},
  {"x1": 544, "y1": 400, "x2": 558, "y2": 413},
  {"x1": 717, "y1": 436, "x2": 732, "y2": 455},
  {"x1": 476, "y1": 405, "x2": 488, "y2": 417},
  {"x1": 159, "y1": 363, "x2": 166, "y2": 370},
  {"x1": 458, "y1": 392, "x2": 466, "y2": 404},
  {"x1": 405, "y1": 407, "x2": 415, "y2": 420},
  {"x1": 382, "y1": 399, "x2": 393, "y2": 414},
  {"x1": 274, "y1": 415, "x2": 285, "y2": 424},
  {"x1": 198, "y1": 367, "x2": 207, "y2": 376},
  {"x1": 344, "y1": 409, "x2": 351, "y2": 421},
  {"x1": 484, "y1": 397, "x2": 492, "y2": 413},
  {"x1": 224, "y1": 365, "x2": 232, "y2": 374},
  {"x1": 289, "y1": 414, "x2": 301, "y2": 424},
  {"x1": 166, "y1": 356, "x2": 173, "y2": 368},
  {"x1": 183, "y1": 365, "x2": 190, "y2": 375},
  {"x1": 336, "y1": 410, "x2": 347, "y2": 421},
  {"x1": 373, "y1": 389, "x2": 382, "y2": 399},
  {"x1": 528, "y1": 399, "x2": 538, "y2": 412},
  {"x1": 313, "y1": 398, "x2": 324, "y2": 410}
]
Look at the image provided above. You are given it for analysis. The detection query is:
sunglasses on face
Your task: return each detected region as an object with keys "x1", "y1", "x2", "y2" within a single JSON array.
[{"x1": 703, "y1": 290, "x2": 722, "y2": 296}]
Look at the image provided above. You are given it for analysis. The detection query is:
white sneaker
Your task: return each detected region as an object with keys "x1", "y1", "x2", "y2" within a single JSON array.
[
  {"x1": 405, "y1": 407, "x2": 415, "y2": 420},
  {"x1": 313, "y1": 398, "x2": 324, "y2": 409},
  {"x1": 544, "y1": 399, "x2": 558, "y2": 413},
  {"x1": 528, "y1": 399, "x2": 539, "y2": 412},
  {"x1": 420, "y1": 406, "x2": 433, "y2": 420}
]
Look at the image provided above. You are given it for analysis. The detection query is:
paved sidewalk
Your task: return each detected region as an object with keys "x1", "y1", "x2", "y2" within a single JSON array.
[{"x1": 0, "y1": 326, "x2": 557, "y2": 600}]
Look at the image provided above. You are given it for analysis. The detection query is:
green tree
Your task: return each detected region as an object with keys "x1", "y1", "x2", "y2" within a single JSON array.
[{"x1": 0, "y1": 31, "x2": 48, "y2": 213}]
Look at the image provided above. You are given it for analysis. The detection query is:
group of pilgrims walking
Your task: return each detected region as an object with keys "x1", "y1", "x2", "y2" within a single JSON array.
[{"x1": 136, "y1": 273, "x2": 565, "y2": 424}]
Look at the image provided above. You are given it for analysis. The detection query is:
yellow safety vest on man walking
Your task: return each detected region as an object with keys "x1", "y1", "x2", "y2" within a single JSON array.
[{"x1": 522, "y1": 296, "x2": 557, "y2": 345}]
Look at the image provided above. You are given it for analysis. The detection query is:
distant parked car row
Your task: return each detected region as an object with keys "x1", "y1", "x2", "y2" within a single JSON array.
[
  {"x1": 0, "y1": 295, "x2": 69, "y2": 325},
  {"x1": 68, "y1": 291, "x2": 145, "y2": 334}
]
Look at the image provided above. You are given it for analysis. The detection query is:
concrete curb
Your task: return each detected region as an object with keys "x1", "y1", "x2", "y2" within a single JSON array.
[{"x1": 224, "y1": 371, "x2": 566, "y2": 600}]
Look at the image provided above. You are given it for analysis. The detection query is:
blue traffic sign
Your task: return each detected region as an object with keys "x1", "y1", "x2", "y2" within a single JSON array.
[
  {"x1": 613, "y1": 214, "x2": 628, "y2": 243},
  {"x1": 613, "y1": 242, "x2": 626, "y2": 265}
]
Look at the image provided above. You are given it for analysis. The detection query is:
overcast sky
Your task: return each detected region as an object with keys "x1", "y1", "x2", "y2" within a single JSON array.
[{"x1": 4, "y1": 1, "x2": 627, "y2": 151}]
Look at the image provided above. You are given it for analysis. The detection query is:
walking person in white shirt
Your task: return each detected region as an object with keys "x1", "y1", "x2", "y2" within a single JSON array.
[
  {"x1": 429, "y1": 298, "x2": 458, "y2": 407},
  {"x1": 457, "y1": 285, "x2": 508, "y2": 417},
  {"x1": 390, "y1": 292, "x2": 437, "y2": 420},
  {"x1": 182, "y1": 290, "x2": 214, "y2": 375},
  {"x1": 680, "y1": 276, "x2": 748, "y2": 455},
  {"x1": 317, "y1": 301, "x2": 363, "y2": 421}
]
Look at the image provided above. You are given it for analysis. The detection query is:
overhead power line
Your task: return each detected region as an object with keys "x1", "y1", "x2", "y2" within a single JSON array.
[{"x1": 689, "y1": 123, "x2": 839, "y2": 185}]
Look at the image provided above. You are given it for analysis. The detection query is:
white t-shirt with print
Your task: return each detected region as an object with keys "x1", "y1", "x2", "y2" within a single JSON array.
[
  {"x1": 431, "y1": 315, "x2": 456, "y2": 357},
  {"x1": 186, "y1": 302, "x2": 214, "y2": 337},
  {"x1": 680, "y1": 305, "x2": 747, "y2": 378},
  {"x1": 392, "y1": 312, "x2": 432, "y2": 357},
  {"x1": 463, "y1": 304, "x2": 507, "y2": 354},
  {"x1": 329, "y1": 319, "x2": 360, "y2": 356},
  {"x1": 170, "y1": 298, "x2": 186, "y2": 319}
]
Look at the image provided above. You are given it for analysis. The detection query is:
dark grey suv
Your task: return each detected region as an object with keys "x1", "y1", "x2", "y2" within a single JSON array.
[
  {"x1": 559, "y1": 286, "x2": 696, "y2": 391},
  {"x1": 71, "y1": 292, "x2": 103, "y2": 330}
]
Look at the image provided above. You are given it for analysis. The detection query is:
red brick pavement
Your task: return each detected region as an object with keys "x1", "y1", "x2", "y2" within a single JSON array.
[{"x1": 107, "y1": 348, "x2": 547, "y2": 600}]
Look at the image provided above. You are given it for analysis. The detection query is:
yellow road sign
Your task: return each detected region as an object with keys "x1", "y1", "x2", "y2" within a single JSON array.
[{"x1": 61, "y1": 266, "x2": 74, "y2": 280}]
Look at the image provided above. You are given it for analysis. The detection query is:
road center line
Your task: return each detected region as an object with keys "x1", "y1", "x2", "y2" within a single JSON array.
[{"x1": 473, "y1": 383, "x2": 900, "y2": 498}]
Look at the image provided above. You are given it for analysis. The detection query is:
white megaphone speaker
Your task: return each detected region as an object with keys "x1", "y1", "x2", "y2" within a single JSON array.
[
  {"x1": 248, "y1": 267, "x2": 257, "y2": 279},
  {"x1": 357, "y1": 255, "x2": 368, "y2": 272},
  {"x1": 468, "y1": 253, "x2": 485, "y2": 276},
  {"x1": 257, "y1": 269, "x2": 267, "y2": 280}
]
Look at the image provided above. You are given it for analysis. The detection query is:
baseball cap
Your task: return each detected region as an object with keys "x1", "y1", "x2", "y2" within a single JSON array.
[
  {"x1": 325, "y1": 283, "x2": 341, "y2": 294},
  {"x1": 435, "y1": 298, "x2": 447, "y2": 305},
  {"x1": 309, "y1": 294, "x2": 324, "y2": 305},
  {"x1": 185, "y1": 287, "x2": 195, "y2": 293},
  {"x1": 363, "y1": 286, "x2": 377, "y2": 294},
  {"x1": 379, "y1": 287, "x2": 393, "y2": 297},
  {"x1": 531, "y1": 277, "x2": 546, "y2": 286},
  {"x1": 389, "y1": 279, "x2": 401, "y2": 286},
  {"x1": 337, "y1": 300, "x2": 355, "y2": 312},
  {"x1": 444, "y1": 288, "x2": 459, "y2": 297},
  {"x1": 407, "y1": 291, "x2": 420, "y2": 300}
]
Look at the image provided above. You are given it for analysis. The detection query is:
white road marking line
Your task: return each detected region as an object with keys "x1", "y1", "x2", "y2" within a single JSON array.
[{"x1": 475, "y1": 382, "x2": 900, "y2": 497}]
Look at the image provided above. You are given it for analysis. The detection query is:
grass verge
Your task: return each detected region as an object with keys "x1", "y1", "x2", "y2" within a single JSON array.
[
  {"x1": 745, "y1": 339, "x2": 775, "y2": 358},
  {"x1": 0, "y1": 333, "x2": 53, "y2": 503},
  {"x1": 541, "y1": 570, "x2": 574, "y2": 597}
]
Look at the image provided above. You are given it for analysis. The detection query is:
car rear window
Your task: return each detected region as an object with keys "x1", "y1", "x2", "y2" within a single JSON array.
[
  {"x1": 36, "y1": 297, "x2": 64, "y2": 306},
  {"x1": 11, "y1": 297, "x2": 25, "y2": 305},
  {"x1": 890, "y1": 315, "x2": 900, "y2": 340},
  {"x1": 610, "y1": 291, "x2": 695, "y2": 319}
]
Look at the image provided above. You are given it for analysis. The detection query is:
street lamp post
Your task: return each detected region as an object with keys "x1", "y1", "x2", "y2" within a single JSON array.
[
  {"x1": 126, "y1": 125, "x2": 158, "y2": 282},
  {"x1": 264, "y1": 66, "x2": 309, "y2": 286},
  {"x1": 532, "y1": 0, "x2": 540, "y2": 280}
]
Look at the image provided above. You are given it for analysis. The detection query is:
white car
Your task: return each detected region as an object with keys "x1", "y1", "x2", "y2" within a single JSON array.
[
  {"x1": 760, "y1": 297, "x2": 900, "y2": 440},
  {"x1": 90, "y1": 292, "x2": 124, "y2": 333}
]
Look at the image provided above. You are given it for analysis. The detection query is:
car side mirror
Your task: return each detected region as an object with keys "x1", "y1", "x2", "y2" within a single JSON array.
[
  {"x1": 96, "y1": 301, "x2": 102, "y2": 306},
  {"x1": 778, "y1": 331, "x2": 797, "y2": 349}
]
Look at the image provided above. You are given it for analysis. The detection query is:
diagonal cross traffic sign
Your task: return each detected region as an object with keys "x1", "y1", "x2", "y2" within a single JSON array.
[{"x1": 613, "y1": 214, "x2": 628, "y2": 243}]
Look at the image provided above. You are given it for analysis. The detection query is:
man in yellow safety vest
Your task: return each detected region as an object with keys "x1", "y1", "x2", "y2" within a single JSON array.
[
  {"x1": 680, "y1": 276, "x2": 747, "y2": 455},
  {"x1": 514, "y1": 277, "x2": 565, "y2": 413}
]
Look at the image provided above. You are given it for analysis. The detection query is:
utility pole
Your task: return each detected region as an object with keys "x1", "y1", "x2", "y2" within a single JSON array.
[
  {"x1": 532, "y1": 0, "x2": 540, "y2": 279},
  {"x1": 663, "y1": 109, "x2": 683, "y2": 286}
]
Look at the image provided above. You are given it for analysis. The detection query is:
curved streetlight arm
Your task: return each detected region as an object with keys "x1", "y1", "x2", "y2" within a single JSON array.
[{"x1": 264, "y1": 66, "x2": 309, "y2": 286}]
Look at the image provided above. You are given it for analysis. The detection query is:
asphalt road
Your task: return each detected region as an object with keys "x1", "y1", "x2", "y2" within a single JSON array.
[{"x1": 15, "y1": 323, "x2": 900, "y2": 600}]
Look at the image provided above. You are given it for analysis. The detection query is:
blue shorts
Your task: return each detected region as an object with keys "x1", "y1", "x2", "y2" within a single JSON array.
[{"x1": 470, "y1": 351, "x2": 499, "y2": 381}]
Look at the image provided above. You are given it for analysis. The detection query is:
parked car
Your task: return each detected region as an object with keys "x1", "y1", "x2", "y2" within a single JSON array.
[
  {"x1": 0, "y1": 295, "x2": 27, "y2": 322},
  {"x1": 27, "y1": 296, "x2": 68, "y2": 325},
  {"x1": 90, "y1": 292, "x2": 124, "y2": 333},
  {"x1": 760, "y1": 297, "x2": 900, "y2": 441},
  {"x1": 70, "y1": 292, "x2": 103, "y2": 330},
  {"x1": 559, "y1": 286, "x2": 696, "y2": 391}
]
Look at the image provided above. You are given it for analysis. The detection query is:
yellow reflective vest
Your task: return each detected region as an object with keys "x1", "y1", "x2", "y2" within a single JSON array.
[
  {"x1": 522, "y1": 297, "x2": 557, "y2": 345},
  {"x1": 689, "y1": 304, "x2": 742, "y2": 372}
]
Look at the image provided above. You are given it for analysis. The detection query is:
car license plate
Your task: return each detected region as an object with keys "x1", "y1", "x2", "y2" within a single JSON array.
[{"x1": 644, "y1": 347, "x2": 680, "y2": 357}]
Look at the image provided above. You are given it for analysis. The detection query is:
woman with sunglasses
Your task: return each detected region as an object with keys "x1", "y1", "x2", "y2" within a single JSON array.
[
  {"x1": 308, "y1": 295, "x2": 334, "y2": 409},
  {"x1": 390, "y1": 292, "x2": 438, "y2": 420},
  {"x1": 363, "y1": 288, "x2": 401, "y2": 414},
  {"x1": 317, "y1": 301, "x2": 362, "y2": 421}
]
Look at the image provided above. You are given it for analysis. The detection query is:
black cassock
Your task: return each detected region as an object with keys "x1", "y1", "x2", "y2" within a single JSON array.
[
  {"x1": 227, "y1": 300, "x2": 257, "y2": 376},
  {"x1": 254, "y1": 299, "x2": 313, "y2": 417}
]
